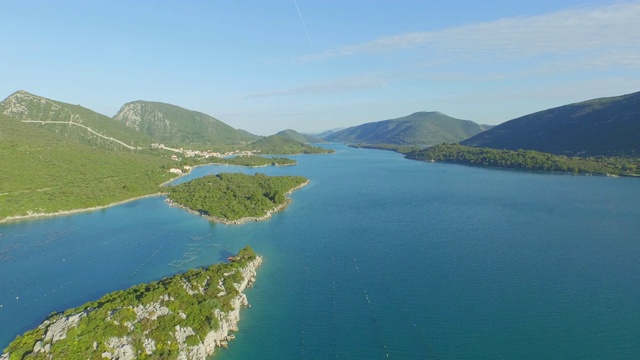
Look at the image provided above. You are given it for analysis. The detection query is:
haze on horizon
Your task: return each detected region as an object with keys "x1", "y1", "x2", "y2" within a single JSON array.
[{"x1": 2, "y1": 0, "x2": 639, "y2": 135}]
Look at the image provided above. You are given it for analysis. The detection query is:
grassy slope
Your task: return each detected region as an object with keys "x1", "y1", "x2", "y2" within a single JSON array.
[{"x1": 0, "y1": 114, "x2": 175, "y2": 220}]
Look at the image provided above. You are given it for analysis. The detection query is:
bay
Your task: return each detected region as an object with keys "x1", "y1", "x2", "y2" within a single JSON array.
[{"x1": 1, "y1": 144, "x2": 639, "y2": 359}]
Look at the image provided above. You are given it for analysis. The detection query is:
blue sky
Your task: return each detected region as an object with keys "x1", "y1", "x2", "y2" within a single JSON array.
[{"x1": 2, "y1": 0, "x2": 639, "y2": 135}]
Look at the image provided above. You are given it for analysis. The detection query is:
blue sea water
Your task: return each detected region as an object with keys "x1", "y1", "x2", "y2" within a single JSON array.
[{"x1": 1, "y1": 144, "x2": 640, "y2": 359}]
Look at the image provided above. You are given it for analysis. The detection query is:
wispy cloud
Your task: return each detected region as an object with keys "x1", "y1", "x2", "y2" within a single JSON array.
[
  {"x1": 243, "y1": 75, "x2": 388, "y2": 99},
  {"x1": 297, "y1": 2, "x2": 640, "y2": 66}
]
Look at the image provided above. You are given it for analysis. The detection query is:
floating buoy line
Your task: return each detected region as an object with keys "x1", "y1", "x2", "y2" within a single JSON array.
[{"x1": 354, "y1": 257, "x2": 391, "y2": 359}]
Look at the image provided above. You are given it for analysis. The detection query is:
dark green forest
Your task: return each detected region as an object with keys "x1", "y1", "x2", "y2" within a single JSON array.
[
  {"x1": 167, "y1": 173, "x2": 308, "y2": 221},
  {"x1": 407, "y1": 144, "x2": 640, "y2": 176}
]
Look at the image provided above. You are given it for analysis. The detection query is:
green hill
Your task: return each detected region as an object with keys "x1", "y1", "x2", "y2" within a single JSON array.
[
  {"x1": 325, "y1": 111, "x2": 485, "y2": 146},
  {"x1": 276, "y1": 129, "x2": 326, "y2": 144},
  {"x1": 113, "y1": 101, "x2": 258, "y2": 148},
  {"x1": 0, "y1": 113, "x2": 175, "y2": 221},
  {"x1": 249, "y1": 135, "x2": 333, "y2": 154},
  {"x1": 1, "y1": 91, "x2": 152, "y2": 150},
  {"x1": 461, "y1": 91, "x2": 640, "y2": 156}
]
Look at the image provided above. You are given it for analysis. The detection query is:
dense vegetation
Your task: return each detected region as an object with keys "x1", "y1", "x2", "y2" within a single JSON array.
[
  {"x1": 326, "y1": 111, "x2": 487, "y2": 146},
  {"x1": 407, "y1": 144, "x2": 640, "y2": 176},
  {"x1": 275, "y1": 129, "x2": 326, "y2": 144},
  {"x1": 212, "y1": 155, "x2": 296, "y2": 167},
  {"x1": 248, "y1": 135, "x2": 334, "y2": 154},
  {"x1": 0, "y1": 91, "x2": 339, "y2": 221},
  {"x1": 167, "y1": 173, "x2": 308, "y2": 222},
  {"x1": 348, "y1": 143, "x2": 422, "y2": 154},
  {"x1": 113, "y1": 100, "x2": 258, "y2": 147},
  {"x1": 0, "y1": 114, "x2": 176, "y2": 221},
  {"x1": 2, "y1": 247, "x2": 259, "y2": 359},
  {"x1": 461, "y1": 90, "x2": 640, "y2": 156}
]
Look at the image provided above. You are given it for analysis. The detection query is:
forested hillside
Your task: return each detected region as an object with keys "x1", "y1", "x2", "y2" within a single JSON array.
[
  {"x1": 326, "y1": 111, "x2": 485, "y2": 146},
  {"x1": 461, "y1": 91, "x2": 640, "y2": 156},
  {"x1": 0, "y1": 113, "x2": 175, "y2": 221}
]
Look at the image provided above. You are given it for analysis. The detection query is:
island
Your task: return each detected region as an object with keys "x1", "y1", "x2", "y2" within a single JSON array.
[
  {"x1": 1, "y1": 247, "x2": 261, "y2": 360},
  {"x1": 166, "y1": 173, "x2": 309, "y2": 224}
]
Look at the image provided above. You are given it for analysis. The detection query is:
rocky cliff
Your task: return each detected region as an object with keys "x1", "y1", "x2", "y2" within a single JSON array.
[{"x1": 2, "y1": 247, "x2": 262, "y2": 360}]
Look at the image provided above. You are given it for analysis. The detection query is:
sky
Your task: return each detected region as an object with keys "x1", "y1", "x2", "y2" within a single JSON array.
[{"x1": 2, "y1": 0, "x2": 639, "y2": 135}]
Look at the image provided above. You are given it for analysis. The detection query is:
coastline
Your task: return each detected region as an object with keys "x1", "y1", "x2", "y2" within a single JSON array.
[
  {"x1": 165, "y1": 179, "x2": 310, "y2": 225},
  {"x1": 0, "y1": 161, "x2": 203, "y2": 224},
  {"x1": 0, "y1": 160, "x2": 302, "y2": 224},
  {"x1": 1, "y1": 252, "x2": 263, "y2": 360},
  {"x1": 0, "y1": 193, "x2": 165, "y2": 224}
]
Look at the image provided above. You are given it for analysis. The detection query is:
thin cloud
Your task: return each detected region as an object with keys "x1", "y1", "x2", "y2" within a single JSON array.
[
  {"x1": 297, "y1": 2, "x2": 640, "y2": 63},
  {"x1": 243, "y1": 75, "x2": 388, "y2": 99}
]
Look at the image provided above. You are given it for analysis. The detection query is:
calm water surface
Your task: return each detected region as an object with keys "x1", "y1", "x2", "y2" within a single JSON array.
[{"x1": 1, "y1": 144, "x2": 639, "y2": 359}]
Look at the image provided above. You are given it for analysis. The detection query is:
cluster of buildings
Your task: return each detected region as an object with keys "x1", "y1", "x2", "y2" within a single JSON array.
[
  {"x1": 152, "y1": 143, "x2": 258, "y2": 162},
  {"x1": 157, "y1": 143, "x2": 262, "y2": 175}
]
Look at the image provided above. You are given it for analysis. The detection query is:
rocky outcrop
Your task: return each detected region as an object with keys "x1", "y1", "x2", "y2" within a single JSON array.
[
  {"x1": 1, "y1": 250, "x2": 262, "y2": 360},
  {"x1": 181, "y1": 256, "x2": 262, "y2": 359}
]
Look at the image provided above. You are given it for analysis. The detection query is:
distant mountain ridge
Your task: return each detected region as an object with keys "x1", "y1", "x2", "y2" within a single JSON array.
[
  {"x1": 276, "y1": 129, "x2": 326, "y2": 144},
  {"x1": 461, "y1": 91, "x2": 640, "y2": 156},
  {"x1": 113, "y1": 101, "x2": 258, "y2": 147},
  {"x1": 0, "y1": 91, "x2": 151, "y2": 150},
  {"x1": 249, "y1": 135, "x2": 333, "y2": 154},
  {"x1": 314, "y1": 128, "x2": 345, "y2": 139},
  {"x1": 326, "y1": 111, "x2": 486, "y2": 146}
]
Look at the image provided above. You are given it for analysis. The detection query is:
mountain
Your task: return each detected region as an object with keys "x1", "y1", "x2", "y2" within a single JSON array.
[
  {"x1": 113, "y1": 101, "x2": 258, "y2": 147},
  {"x1": 0, "y1": 90, "x2": 151, "y2": 150},
  {"x1": 249, "y1": 135, "x2": 333, "y2": 154},
  {"x1": 325, "y1": 112, "x2": 485, "y2": 146},
  {"x1": 461, "y1": 91, "x2": 640, "y2": 156},
  {"x1": 314, "y1": 128, "x2": 345, "y2": 139},
  {"x1": 276, "y1": 129, "x2": 326, "y2": 144}
]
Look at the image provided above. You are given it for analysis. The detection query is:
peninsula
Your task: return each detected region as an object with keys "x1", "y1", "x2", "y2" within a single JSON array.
[
  {"x1": 406, "y1": 144, "x2": 640, "y2": 177},
  {"x1": 166, "y1": 173, "x2": 309, "y2": 224},
  {"x1": 1, "y1": 247, "x2": 262, "y2": 360}
]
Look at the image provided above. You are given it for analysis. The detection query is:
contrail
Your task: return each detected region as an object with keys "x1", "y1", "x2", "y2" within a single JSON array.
[{"x1": 294, "y1": 0, "x2": 313, "y2": 48}]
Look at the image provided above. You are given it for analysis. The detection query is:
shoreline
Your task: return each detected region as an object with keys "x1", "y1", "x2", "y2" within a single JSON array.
[
  {"x1": 0, "y1": 160, "x2": 303, "y2": 224},
  {"x1": 0, "y1": 251, "x2": 263, "y2": 360},
  {"x1": 1, "y1": 160, "x2": 210, "y2": 224},
  {"x1": 165, "y1": 179, "x2": 310, "y2": 225},
  {"x1": 0, "y1": 193, "x2": 165, "y2": 224}
]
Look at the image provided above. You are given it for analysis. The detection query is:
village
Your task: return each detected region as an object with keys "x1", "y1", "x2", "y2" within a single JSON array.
[{"x1": 151, "y1": 143, "x2": 261, "y2": 175}]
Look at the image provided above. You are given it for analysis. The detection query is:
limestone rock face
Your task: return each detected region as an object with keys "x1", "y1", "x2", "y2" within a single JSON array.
[
  {"x1": 44, "y1": 310, "x2": 90, "y2": 343},
  {"x1": 0, "y1": 253, "x2": 262, "y2": 360},
  {"x1": 103, "y1": 336, "x2": 135, "y2": 360}
]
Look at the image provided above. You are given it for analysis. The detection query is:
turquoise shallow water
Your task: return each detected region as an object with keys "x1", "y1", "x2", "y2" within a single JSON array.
[{"x1": 1, "y1": 144, "x2": 640, "y2": 359}]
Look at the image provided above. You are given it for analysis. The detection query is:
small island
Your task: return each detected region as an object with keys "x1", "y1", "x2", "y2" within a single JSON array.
[
  {"x1": 1, "y1": 247, "x2": 262, "y2": 360},
  {"x1": 166, "y1": 173, "x2": 309, "y2": 224}
]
